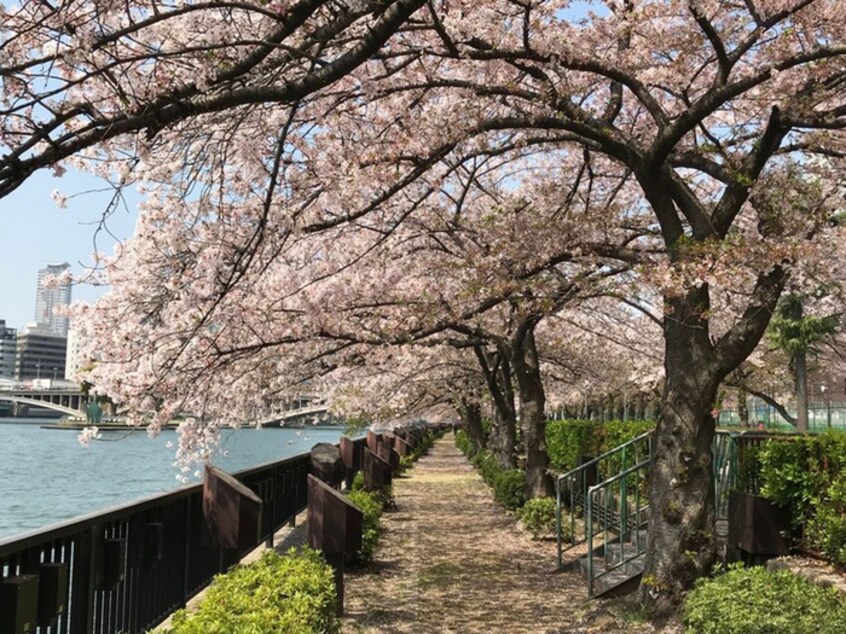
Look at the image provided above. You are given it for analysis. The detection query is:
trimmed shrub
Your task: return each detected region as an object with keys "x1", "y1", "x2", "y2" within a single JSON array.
[
  {"x1": 455, "y1": 429, "x2": 473, "y2": 457},
  {"x1": 165, "y1": 548, "x2": 338, "y2": 634},
  {"x1": 493, "y1": 469, "x2": 526, "y2": 510},
  {"x1": 518, "y1": 496, "x2": 559, "y2": 539},
  {"x1": 399, "y1": 455, "x2": 414, "y2": 472},
  {"x1": 472, "y1": 450, "x2": 499, "y2": 486},
  {"x1": 410, "y1": 431, "x2": 435, "y2": 459},
  {"x1": 758, "y1": 436, "x2": 820, "y2": 523},
  {"x1": 758, "y1": 431, "x2": 846, "y2": 565},
  {"x1": 545, "y1": 419, "x2": 654, "y2": 472},
  {"x1": 346, "y1": 488, "x2": 384, "y2": 563},
  {"x1": 546, "y1": 419, "x2": 601, "y2": 471},
  {"x1": 683, "y1": 564, "x2": 846, "y2": 634},
  {"x1": 351, "y1": 470, "x2": 365, "y2": 492}
]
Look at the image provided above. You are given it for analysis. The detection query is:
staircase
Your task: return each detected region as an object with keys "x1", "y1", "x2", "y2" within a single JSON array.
[
  {"x1": 555, "y1": 429, "x2": 744, "y2": 597},
  {"x1": 555, "y1": 431, "x2": 652, "y2": 597}
]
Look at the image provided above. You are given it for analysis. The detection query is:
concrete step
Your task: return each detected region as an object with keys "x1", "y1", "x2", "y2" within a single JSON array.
[
  {"x1": 577, "y1": 541, "x2": 644, "y2": 579},
  {"x1": 593, "y1": 555, "x2": 645, "y2": 598}
]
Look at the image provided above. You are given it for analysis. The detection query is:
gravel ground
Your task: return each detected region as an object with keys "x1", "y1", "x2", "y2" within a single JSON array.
[{"x1": 340, "y1": 437, "x2": 679, "y2": 634}]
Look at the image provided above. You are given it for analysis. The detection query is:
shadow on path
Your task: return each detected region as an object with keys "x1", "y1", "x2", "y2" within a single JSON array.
[{"x1": 341, "y1": 437, "x2": 669, "y2": 634}]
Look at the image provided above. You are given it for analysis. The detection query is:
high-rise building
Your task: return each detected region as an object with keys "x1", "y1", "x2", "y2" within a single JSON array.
[
  {"x1": 0, "y1": 319, "x2": 17, "y2": 379},
  {"x1": 15, "y1": 322, "x2": 67, "y2": 381},
  {"x1": 65, "y1": 328, "x2": 83, "y2": 382},
  {"x1": 34, "y1": 262, "x2": 72, "y2": 336}
]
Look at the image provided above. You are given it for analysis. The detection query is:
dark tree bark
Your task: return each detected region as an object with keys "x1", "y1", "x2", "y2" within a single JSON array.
[
  {"x1": 641, "y1": 287, "x2": 720, "y2": 615},
  {"x1": 737, "y1": 389, "x2": 750, "y2": 427},
  {"x1": 509, "y1": 324, "x2": 553, "y2": 499},
  {"x1": 641, "y1": 266, "x2": 785, "y2": 617},
  {"x1": 459, "y1": 399, "x2": 486, "y2": 454},
  {"x1": 474, "y1": 346, "x2": 517, "y2": 468}
]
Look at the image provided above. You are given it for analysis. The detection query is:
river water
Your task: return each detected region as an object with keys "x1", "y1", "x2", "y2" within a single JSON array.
[{"x1": 0, "y1": 419, "x2": 350, "y2": 541}]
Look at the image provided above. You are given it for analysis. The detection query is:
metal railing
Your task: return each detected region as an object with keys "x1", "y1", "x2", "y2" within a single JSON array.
[
  {"x1": 0, "y1": 437, "x2": 366, "y2": 634},
  {"x1": 555, "y1": 428, "x2": 798, "y2": 597},
  {"x1": 713, "y1": 429, "x2": 807, "y2": 521},
  {"x1": 585, "y1": 458, "x2": 651, "y2": 596},
  {"x1": 555, "y1": 430, "x2": 653, "y2": 568}
]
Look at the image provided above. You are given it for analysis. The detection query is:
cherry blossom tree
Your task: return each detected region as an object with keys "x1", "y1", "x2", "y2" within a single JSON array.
[{"x1": 6, "y1": 0, "x2": 846, "y2": 615}]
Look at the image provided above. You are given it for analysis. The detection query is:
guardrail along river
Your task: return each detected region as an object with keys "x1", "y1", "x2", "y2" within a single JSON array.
[{"x1": 0, "y1": 419, "x2": 346, "y2": 539}]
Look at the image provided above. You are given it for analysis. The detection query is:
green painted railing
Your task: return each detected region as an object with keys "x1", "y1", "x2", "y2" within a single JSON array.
[
  {"x1": 556, "y1": 428, "x2": 783, "y2": 596},
  {"x1": 585, "y1": 458, "x2": 650, "y2": 596},
  {"x1": 554, "y1": 430, "x2": 652, "y2": 569}
]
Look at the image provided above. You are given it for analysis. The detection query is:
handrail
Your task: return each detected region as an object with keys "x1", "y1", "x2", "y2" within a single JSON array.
[
  {"x1": 586, "y1": 458, "x2": 651, "y2": 596},
  {"x1": 555, "y1": 429, "x2": 654, "y2": 484},
  {"x1": 558, "y1": 428, "x2": 789, "y2": 596},
  {"x1": 0, "y1": 436, "x2": 369, "y2": 634},
  {"x1": 589, "y1": 457, "x2": 651, "y2": 490},
  {"x1": 555, "y1": 429, "x2": 653, "y2": 568}
]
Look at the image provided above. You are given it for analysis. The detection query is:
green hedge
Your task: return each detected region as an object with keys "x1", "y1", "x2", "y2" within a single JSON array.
[
  {"x1": 455, "y1": 429, "x2": 473, "y2": 458},
  {"x1": 345, "y1": 488, "x2": 384, "y2": 563},
  {"x1": 165, "y1": 549, "x2": 338, "y2": 634},
  {"x1": 518, "y1": 496, "x2": 563, "y2": 539},
  {"x1": 757, "y1": 430, "x2": 846, "y2": 565},
  {"x1": 455, "y1": 441, "x2": 527, "y2": 511},
  {"x1": 683, "y1": 564, "x2": 846, "y2": 634},
  {"x1": 545, "y1": 419, "x2": 654, "y2": 472}
]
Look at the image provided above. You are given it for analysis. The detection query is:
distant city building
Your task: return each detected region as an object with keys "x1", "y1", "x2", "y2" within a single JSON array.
[
  {"x1": 0, "y1": 319, "x2": 16, "y2": 379},
  {"x1": 65, "y1": 328, "x2": 83, "y2": 382},
  {"x1": 34, "y1": 262, "x2": 72, "y2": 336},
  {"x1": 15, "y1": 322, "x2": 67, "y2": 381}
]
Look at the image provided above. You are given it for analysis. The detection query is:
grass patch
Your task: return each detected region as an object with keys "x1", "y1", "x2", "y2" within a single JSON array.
[{"x1": 418, "y1": 562, "x2": 461, "y2": 589}]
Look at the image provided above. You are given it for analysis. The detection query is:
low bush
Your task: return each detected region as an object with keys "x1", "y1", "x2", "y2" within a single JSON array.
[
  {"x1": 683, "y1": 564, "x2": 846, "y2": 634},
  {"x1": 493, "y1": 469, "x2": 526, "y2": 510},
  {"x1": 351, "y1": 470, "x2": 365, "y2": 492},
  {"x1": 757, "y1": 431, "x2": 846, "y2": 565},
  {"x1": 165, "y1": 548, "x2": 338, "y2": 634},
  {"x1": 346, "y1": 488, "x2": 384, "y2": 563},
  {"x1": 462, "y1": 447, "x2": 526, "y2": 511},
  {"x1": 409, "y1": 431, "x2": 435, "y2": 460},
  {"x1": 518, "y1": 496, "x2": 558, "y2": 539},
  {"x1": 455, "y1": 429, "x2": 473, "y2": 457},
  {"x1": 546, "y1": 419, "x2": 602, "y2": 471},
  {"x1": 471, "y1": 449, "x2": 498, "y2": 485}
]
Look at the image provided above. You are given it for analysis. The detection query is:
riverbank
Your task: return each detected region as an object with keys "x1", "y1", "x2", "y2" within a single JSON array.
[{"x1": 0, "y1": 422, "x2": 349, "y2": 540}]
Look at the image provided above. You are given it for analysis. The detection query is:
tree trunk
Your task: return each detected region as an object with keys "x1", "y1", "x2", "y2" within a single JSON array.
[
  {"x1": 795, "y1": 354, "x2": 809, "y2": 432},
  {"x1": 460, "y1": 400, "x2": 485, "y2": 454},
  {"x1": 510, "y1": 327, "x2": 553, "y2": 499},
  {"x1": 474, "y1": 347, "x2": 517, "y2": 468},
  {"x1": 640, "y1": 290, "x2": 719, "y2": 618},
  {"x1": 492, "y1": 355, "x2": 517, "y2": 469},
  {"x1": 635, "y1": 393, "x2": 646, "y2": 420},
  {"x1": 791, "y1": 299, "x2": 809, "y2": 432},
  {"x1": 737, "y1": 389, "x2": 749, "y2": 427}
]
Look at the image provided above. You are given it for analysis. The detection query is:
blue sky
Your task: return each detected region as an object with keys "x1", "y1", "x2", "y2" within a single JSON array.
[
  {"x1": 0, "y1": 0, "x2": 604, "y2": 331},
  {"x1": 0, "y1": 168, "x2": 140, "y2": 330}
]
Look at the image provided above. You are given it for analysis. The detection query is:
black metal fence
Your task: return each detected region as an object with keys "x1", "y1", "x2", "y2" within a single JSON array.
[{"x1": 0, "y1": 438, "x2": 366, "y2": 634}]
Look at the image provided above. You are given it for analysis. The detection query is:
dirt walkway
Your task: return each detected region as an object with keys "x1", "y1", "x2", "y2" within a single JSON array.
[{"x1": 341, "y1": 437, "x2": 664, "y2": 634}]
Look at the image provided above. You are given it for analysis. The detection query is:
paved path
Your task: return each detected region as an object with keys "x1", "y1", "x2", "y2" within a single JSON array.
[{"x1": 341, "y1": 437, "x2": 663, "y2": 634}]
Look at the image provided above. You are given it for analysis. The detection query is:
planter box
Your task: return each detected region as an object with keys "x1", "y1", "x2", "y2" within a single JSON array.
[{"x1": 728, "y1": 491, "x2": 791, "y2": 556}]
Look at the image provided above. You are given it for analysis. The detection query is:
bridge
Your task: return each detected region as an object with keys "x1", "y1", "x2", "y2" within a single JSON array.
[
  {"x1": 0, "y1": 385, "x2": 88, "y2": 416},
  {"x1": 0, "y1": 383, "x2": 332, "y2": 423},
  {"x1": 259, "y1": 402, "x2": 332, "y2": 426}
]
